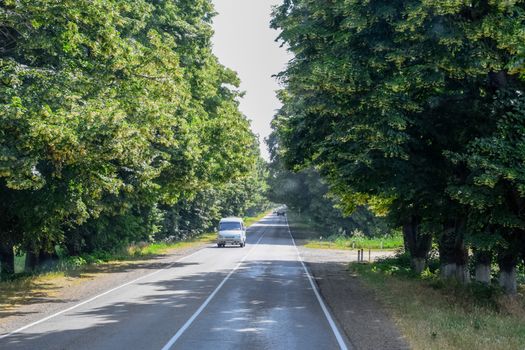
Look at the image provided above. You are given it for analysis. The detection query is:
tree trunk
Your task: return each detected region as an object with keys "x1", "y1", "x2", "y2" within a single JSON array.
[
  {"x1": 411, "y1": 257, "x2": 426, "y2": 275},
  {"x1": 498, "y1": 251, "x2": 518, "y2": 295},
  {"x1": 440, "y1": 264, "x2": 456, "y2": 279},
  {"x1": 25, "y1": 250, "x2": 39, "y2": 272},
  {"x1": 0, "y1": 243, "x2": 15, "y2": 276},
  {"x1": 474, "y1": 250, "x2": 492, "y2": 284},
  {"x1": 456, "y1": 264, "x2": 470, "y2": 284},
  {"x1": 439, "y1": 219, "x2": 469, "y2": 283},
  {"x1": 475, "y1": 264, "x2": 491, "y2": 284},
  {"x1": 499, "y1": 268, "x2": 517, "y2": 295},
  {"x1": 403, "y1": 232, "x2": 410, "y2": 255},
  {"x1": 403, "y1": 216, "x2": 432, "y2": 274},
  {"x1": 38, "y1": 249, "x2": 58, "y2": 270}
]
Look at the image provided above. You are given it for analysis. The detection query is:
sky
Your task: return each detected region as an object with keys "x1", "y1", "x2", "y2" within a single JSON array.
[{"x1": 211, "y1": 0, "x2": 292, "y2": 160}]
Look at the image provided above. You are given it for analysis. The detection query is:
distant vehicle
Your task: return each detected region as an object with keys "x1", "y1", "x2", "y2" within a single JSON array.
[
  {"x1": 274, "y1": 206, "x2": 286, "y2": 216},
  {"x1": 217, "y1": 217, "x2": 246, "y2": 248}
]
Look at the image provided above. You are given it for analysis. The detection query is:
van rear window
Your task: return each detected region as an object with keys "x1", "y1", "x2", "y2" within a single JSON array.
[{"x1": 220, "y1": 222, "x2": 242, "y2": 231}]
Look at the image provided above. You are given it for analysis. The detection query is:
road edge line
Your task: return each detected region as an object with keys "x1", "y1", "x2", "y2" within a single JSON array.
[{"x1": 285, "y1": 215, "x2": 350, "y2": 350}]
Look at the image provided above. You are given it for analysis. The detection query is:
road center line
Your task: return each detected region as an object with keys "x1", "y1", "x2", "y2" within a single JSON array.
[
  {"x1": 285, "y1": 216, "x2": 351, "y2": 350},
  {"x1": 160, "y1": 224, "x2": 268, "y2": 350}
]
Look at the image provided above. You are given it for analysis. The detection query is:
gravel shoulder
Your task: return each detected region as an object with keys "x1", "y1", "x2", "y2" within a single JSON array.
[{"x1": 298, "y1": 245, "x2": 410, "y2": 350}]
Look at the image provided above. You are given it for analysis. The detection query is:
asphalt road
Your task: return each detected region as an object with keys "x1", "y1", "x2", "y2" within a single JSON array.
[{"x1": 0, "y1": 214, "x2": 350, "y2": 350}]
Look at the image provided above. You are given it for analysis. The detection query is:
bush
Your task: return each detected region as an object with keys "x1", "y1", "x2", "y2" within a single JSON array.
[{"x1": 63, "y1": 256, "x2": 88, "y2": 268}]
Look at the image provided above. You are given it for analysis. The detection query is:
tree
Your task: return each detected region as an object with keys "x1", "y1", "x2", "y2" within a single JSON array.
[{"x1": 450, "y1": 90, "x2": 525, "y2": 293}]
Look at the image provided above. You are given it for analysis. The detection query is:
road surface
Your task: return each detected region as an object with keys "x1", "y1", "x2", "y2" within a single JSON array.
[{"x1": 0, "y1": 214, "x2": 350, "y2": 350}]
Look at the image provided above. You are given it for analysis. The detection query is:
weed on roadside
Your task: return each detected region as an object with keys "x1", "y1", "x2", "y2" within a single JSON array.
[{"x1": 350, "y1": 254, "x2": 525, "y2": 350}]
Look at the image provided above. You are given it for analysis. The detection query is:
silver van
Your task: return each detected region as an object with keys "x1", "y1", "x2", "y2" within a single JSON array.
[{"x1": 217, "y1": 217, "x2": 246, "y2": 248}]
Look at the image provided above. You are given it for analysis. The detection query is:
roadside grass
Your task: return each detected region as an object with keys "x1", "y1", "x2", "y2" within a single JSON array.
[
  {"x1": 304, "y1": 235, "x2": 403, "y2": 250},
  {"x1": 0, "y1": 211, "x2": 270, "y2": 310},
  {"x1": 0, "y1": 272, "x2": 65, "y2": 313},
  {"x1": 287, "y1": 211, "x2": 403, "y2": 250},
  {"x1": 125, "y1": 232, "x2": 217, "y2": 258},
  {"x1": 350, "y1": 255, "x2": 525, "y2": 350},
  {"x1": 244, "y1": 211, "x2": 270, "y2": 227}
]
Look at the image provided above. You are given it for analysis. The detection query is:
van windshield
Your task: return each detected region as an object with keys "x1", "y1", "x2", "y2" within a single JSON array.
[{"x1": 219, "y1": 222, "x2": 242, "y2": 231}]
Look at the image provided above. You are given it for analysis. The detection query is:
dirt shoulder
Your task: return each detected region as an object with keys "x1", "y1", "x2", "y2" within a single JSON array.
[{"x1": 298, "y1": 246, "x2": 409, "y2": 350}]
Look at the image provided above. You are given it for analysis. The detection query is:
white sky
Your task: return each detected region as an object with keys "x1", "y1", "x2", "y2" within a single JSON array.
[{"x1": 211, "y1": 0, "x2": 291, "y2": 160}]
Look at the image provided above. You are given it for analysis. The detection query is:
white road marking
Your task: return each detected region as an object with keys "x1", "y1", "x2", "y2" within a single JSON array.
[
  {"x1": 160, "y1": 226, "x2": 268, "y2": 350},
  {"x1": 285, "y1": 215, "x2": 351, "y2": 350},
  {"x1": 0, "y1": 249, "x2": 203, "y2": 340}
]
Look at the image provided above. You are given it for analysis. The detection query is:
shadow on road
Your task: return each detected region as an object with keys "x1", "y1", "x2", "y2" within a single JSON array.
[
  {"x1": 0, "y1": 259, "x2": 308, "y2": 349},
  {"x1": 1, "y1": 215, "x2": 406, "y2": 350},
  {"x1": 0, "y1": 258, "x2": 326, "y2": 349},
  {"x1": 0, "y1": 257, "x2": 201, "y2": 321}
]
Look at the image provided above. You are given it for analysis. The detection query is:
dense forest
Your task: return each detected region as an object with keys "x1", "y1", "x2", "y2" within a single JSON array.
[
  {"x1": 271, "y1": 1, "x2": 525, "y2": 294},
  {"x1": 0, "y1": 0, "x2": 268, "y2": 276}
]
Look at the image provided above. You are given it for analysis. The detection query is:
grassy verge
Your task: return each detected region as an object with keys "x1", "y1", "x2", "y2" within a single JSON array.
[
  {"x1": 244, "y1": 211, "x2": 270, "y2": 227},
  {"x1": 125, "y1": 232, "x2": 217, "y2": 257},
  {"x1": 287, "y1": 210, "x2": 403, "y2": 250},
  {"x1": 0, "y1": 272, "x2": 71, "y2": 314},
  {"x1": 350, "y1": 255, "x2": 525, "y2": 350},
  {"x1": 0, "y1": 211, "x2": 270, "y2": 310},
  {"x1": 304, "y1": 235, "x2": 403, "y2": 250}
]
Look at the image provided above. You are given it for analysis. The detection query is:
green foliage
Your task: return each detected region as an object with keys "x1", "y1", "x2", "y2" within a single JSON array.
[{"x1": 367, "y1": 254, "x2": 415, "y2": 278}]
